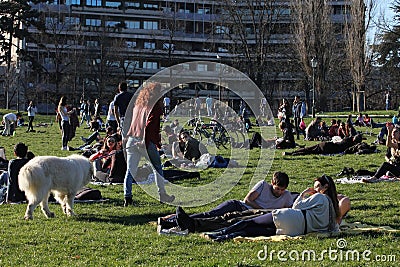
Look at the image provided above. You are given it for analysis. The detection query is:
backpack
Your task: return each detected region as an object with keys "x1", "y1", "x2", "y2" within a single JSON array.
[{"x1": 75, "y1": 187, "x2": 102, "y2": 201}]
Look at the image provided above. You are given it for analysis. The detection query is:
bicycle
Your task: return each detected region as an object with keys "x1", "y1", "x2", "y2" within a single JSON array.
[{"x1": 189, "y1": 118, "x2": 230, "y2": 149}]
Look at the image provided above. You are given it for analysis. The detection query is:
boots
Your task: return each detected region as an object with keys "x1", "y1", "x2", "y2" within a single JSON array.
[
  {"x1": 124, "y1": 196, "x2": 133, "y2": 207},
  {"x1": 176, "y1": 206, "x2": 195, "y2": 233}
]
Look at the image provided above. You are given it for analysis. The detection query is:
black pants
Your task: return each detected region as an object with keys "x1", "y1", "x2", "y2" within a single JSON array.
[
  {"x1": 27, "y1": 116, "x2": 34, "y2": 131},
  {"x1": 374, "y1": 162, "x2": 400, "y2": 178},
  {"x1": 294, "y1": 117, "x2": 301, "y2": 139},
  {"x1": 216, "y1": 219, "x2": 276, "y2": 237}
]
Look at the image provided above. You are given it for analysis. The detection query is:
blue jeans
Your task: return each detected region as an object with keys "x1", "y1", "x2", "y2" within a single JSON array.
[{"x1": 124, "y1": 137, "x2": 166, "y2": 198}]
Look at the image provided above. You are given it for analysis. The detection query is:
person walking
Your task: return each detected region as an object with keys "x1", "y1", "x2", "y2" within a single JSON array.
[
  {"x1": 106, "y1": 100, "x2": 118, "y2": 133},
  {"x1": 163, "y1": 95, "x2": 171, "y2": 118},
  {"x1": 124, "y1": 82, "x2": 174, "y2": 206},
  {"x1": 26, "y1": 101, "x2": 37, "y2": 132},
  {"x1": 292, "y1": 96, "x2": 305, "y2": 140},
  {"x1": 206, "y1": 95, "x2": 213, "y2": 116}
]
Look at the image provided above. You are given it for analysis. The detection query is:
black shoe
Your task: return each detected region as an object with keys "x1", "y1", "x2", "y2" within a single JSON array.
[
  {"x1": 124, "y1": 197, "x2": 133, "y2": 207},
  {"x1": 176, "y1": 206, "x2": 195, "y2": 233}
]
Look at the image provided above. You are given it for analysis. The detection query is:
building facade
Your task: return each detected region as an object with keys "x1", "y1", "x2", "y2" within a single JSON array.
[{"x1": 21, "y1": 0, "x2": 350, "y2": 112}]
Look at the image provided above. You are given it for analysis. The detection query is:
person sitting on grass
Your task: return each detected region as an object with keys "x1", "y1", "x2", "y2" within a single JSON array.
[
  {"x1": 158, "y1": 171, "x2": 294, "y2": 232},
  {"x1": 283, "y1": 134, "x2": 363, "y2": 156},
  {"x1": 172, "y1": 131, "x2": 208, "y2": 162},
  {"x1": 275, "y1": 120, "x2": 296, "y2": 149},
  {"x1": 201, "y1": 175, "x2": 340, "y2": 242},
  {"x1": 5, "y1": 143, "x2": 31, "y2": 203},
  {"x1": 363, "y1": 124, "x2": 400, "y2": 183},
  {"x1": 90, "y1": 134, "x2": 126, "y2": 183}
]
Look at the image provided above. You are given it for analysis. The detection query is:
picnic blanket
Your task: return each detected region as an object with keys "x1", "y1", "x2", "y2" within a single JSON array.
[
  {"x1": 231, "y1": 220, "x2": 399, "y2": 242},
  {"x1": 336, "y1": 176, "x2": 400, "y2": 184}
]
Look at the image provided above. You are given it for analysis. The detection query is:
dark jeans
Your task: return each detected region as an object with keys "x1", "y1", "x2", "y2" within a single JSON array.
[
  {"x1": 374, "y1": 162, "x2": 400, "y2": 178},
  {"x1": 27, "y1": 116, "x2": 34, "y2": 131},
  {"x1": 294, "y1": 117, "x2": 301, "y2": 139},
  {"x1": 190, "y1": 199, "x2": 248, "y2": 219},
  {"x1": 61, "y1": 120, "x2": 71, "y2": 147},
  {"x1": 193, "y1": 209, "x2": 269, "y2": 232},
  {"x1": 216, "y1": 219, "x2": 276, "y2": 237}
]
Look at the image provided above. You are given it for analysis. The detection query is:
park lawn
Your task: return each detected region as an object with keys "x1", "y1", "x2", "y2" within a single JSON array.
[{"x1": 0, "y1": 109, "x2": 399, "y2": 266}]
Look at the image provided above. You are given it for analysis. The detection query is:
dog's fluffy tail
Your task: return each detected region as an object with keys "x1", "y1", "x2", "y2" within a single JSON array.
[
  {"x1": 18, "y1": 164, "x2": 43, "y2": 203},
  {"x1": 18, "y1": 164, "x2": 34, "y2": 192}
]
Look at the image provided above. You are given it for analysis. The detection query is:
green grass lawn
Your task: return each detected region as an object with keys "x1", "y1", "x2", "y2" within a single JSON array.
[{"x1": 0, "y1": 109, "x2": 399, "y2": 266}]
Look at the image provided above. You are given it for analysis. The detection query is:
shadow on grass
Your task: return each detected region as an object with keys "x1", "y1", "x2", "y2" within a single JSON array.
[{"x1": 75, "y1": 211, "x2": 170, "y2": 226}]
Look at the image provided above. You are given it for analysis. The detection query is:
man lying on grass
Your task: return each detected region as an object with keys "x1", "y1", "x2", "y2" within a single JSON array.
[{"x1": 158, "y1": 171, "x2": 294, "y2": 233}]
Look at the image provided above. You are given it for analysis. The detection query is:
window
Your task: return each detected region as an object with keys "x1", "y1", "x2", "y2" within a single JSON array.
[
  {"x1": 65, "y1": 16, "x2": 80, "y2": 25},
  {"x1": 162, "y1": 43, "x2": 174, "y2": 50},
  {"x1": 215, "y1": 26, "x2": 228, "y2": 34},
  {"x1": 107, "y1": 61, "x2": 120, "y2": 68},
  {"x1": 143, "y1": 61, "x2": 158, "y2": 69},
  {"x1": 86, "y1": 18, "x2": 101, "y2": 27},
  {"x1": 66, "y1": 0, "x2": 80, "y2": 4},
  {"x1": 125, "y1": 1, "x2": 140, "y2": 8},
  {"x1": 126, "y1": 41, "x2": 137, "y2": 48},
  {"x1": 144, "y1": 42, "x2": 155, "y2": 49},
  {"x1": 105, "y1": 21, "x2": 119, "y2": 27},
  {"x1": 143, "y1": 3, "x2": 158, "y2": 9},
  {"x1": 66, "y1": 39, "x2": 77, "y2": 45},
  {"x1": 197, "y1": 64, "x2": 208, "y2": 72},
  {"x1": 197, "y1": 8, "x2": 210, "y2": 14},
  {"x1": 127, "y1": 79, "x2": 140, "y2": 88},
  {"x1": 86, "y1": 40, "x2": 99, "y2": 47},
  {"x1": 86, "y1": 0, "x2": 101, "y2": 7},
  {"x1": 105, "y1": 1, "x2": 120, "y2": 8},
  {"x1": 126, "y1": 21, "x2": 140, "y2": 29},
  {"x1": 44, "y1": 57, "x2": 53, "y2": 64},
  {"x1": 143, "y1": 21, "x2": 158, "y2": 30},
  {"x1": 124, "y1": 60, "x2": 139, "y2": 69}
]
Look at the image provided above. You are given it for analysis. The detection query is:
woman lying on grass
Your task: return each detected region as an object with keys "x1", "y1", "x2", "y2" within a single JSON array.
[{"x1": 196, "y1": 175, "x2": 340, "y2": 242}]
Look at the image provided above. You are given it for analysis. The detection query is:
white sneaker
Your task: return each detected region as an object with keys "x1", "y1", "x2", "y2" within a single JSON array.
[{"x1": 61, "y1": 146, "x2": 68, "y2": 151}]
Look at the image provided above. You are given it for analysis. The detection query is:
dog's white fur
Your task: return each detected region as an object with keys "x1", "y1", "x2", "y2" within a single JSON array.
[{"x1": 18, "y1": 154, "x2": 93, "y2": 220}]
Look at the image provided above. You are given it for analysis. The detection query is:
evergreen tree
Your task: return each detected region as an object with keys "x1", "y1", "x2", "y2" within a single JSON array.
[{"x1": 0, "y1": 0, "x2": 45, "y2": 69}]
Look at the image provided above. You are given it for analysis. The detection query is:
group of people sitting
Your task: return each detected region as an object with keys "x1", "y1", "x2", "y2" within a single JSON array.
[
  {"x1": 158, "y1": 171, "x2": 350, "y2": 241},
  {"x1": 0, "y1": 143, "x2": 35, "y2": 204},
  {"x1": 302, "y1": 116, "x2": 357, "y2": 141},
  {"x1": 76, "y1": 126, "x2": 127, "y2": 183}
]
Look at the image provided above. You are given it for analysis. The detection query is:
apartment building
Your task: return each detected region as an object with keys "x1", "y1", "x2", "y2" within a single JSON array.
[{"x1": 23, "y1": 0, "x2": 349, "y2": 111}]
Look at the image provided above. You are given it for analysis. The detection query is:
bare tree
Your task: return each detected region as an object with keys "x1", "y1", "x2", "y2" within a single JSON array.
[
  {"x1": 291, "y1": 0, "x2": 338, "y2": 111},
  {"x1": 344, "y1": 0, "x2": 376, "y2": 111},
  {"x1": 218, "y1": 0, "x2": 289, "y2": 98}
]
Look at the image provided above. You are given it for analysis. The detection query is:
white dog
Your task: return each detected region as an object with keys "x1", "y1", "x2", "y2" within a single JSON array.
[{"x1": 18, "y1": 154, "x2": 93, "y2": 220}]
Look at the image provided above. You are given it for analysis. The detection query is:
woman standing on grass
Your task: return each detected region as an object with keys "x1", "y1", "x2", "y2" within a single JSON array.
[
  {"x1": 199, "y1": 175, "x2": 340, "y2": 242},
  {"x1": 26, "y1": 101, "x2": 37, "y2": 132},
  {"x1": 124, "y1": 82, "x2": 174, "y2": 206},
  {"x1": 58, "y1": 96, "x2": 75, "y2": 151}
]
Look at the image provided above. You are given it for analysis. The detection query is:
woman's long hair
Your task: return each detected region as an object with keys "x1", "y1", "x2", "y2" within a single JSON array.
[
  {"x1": 135, "y1": 82, "x2": 161, "y2": 108},
  {"x1": 316, "y1": 175, "x2": 340, "y2": 219}
]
